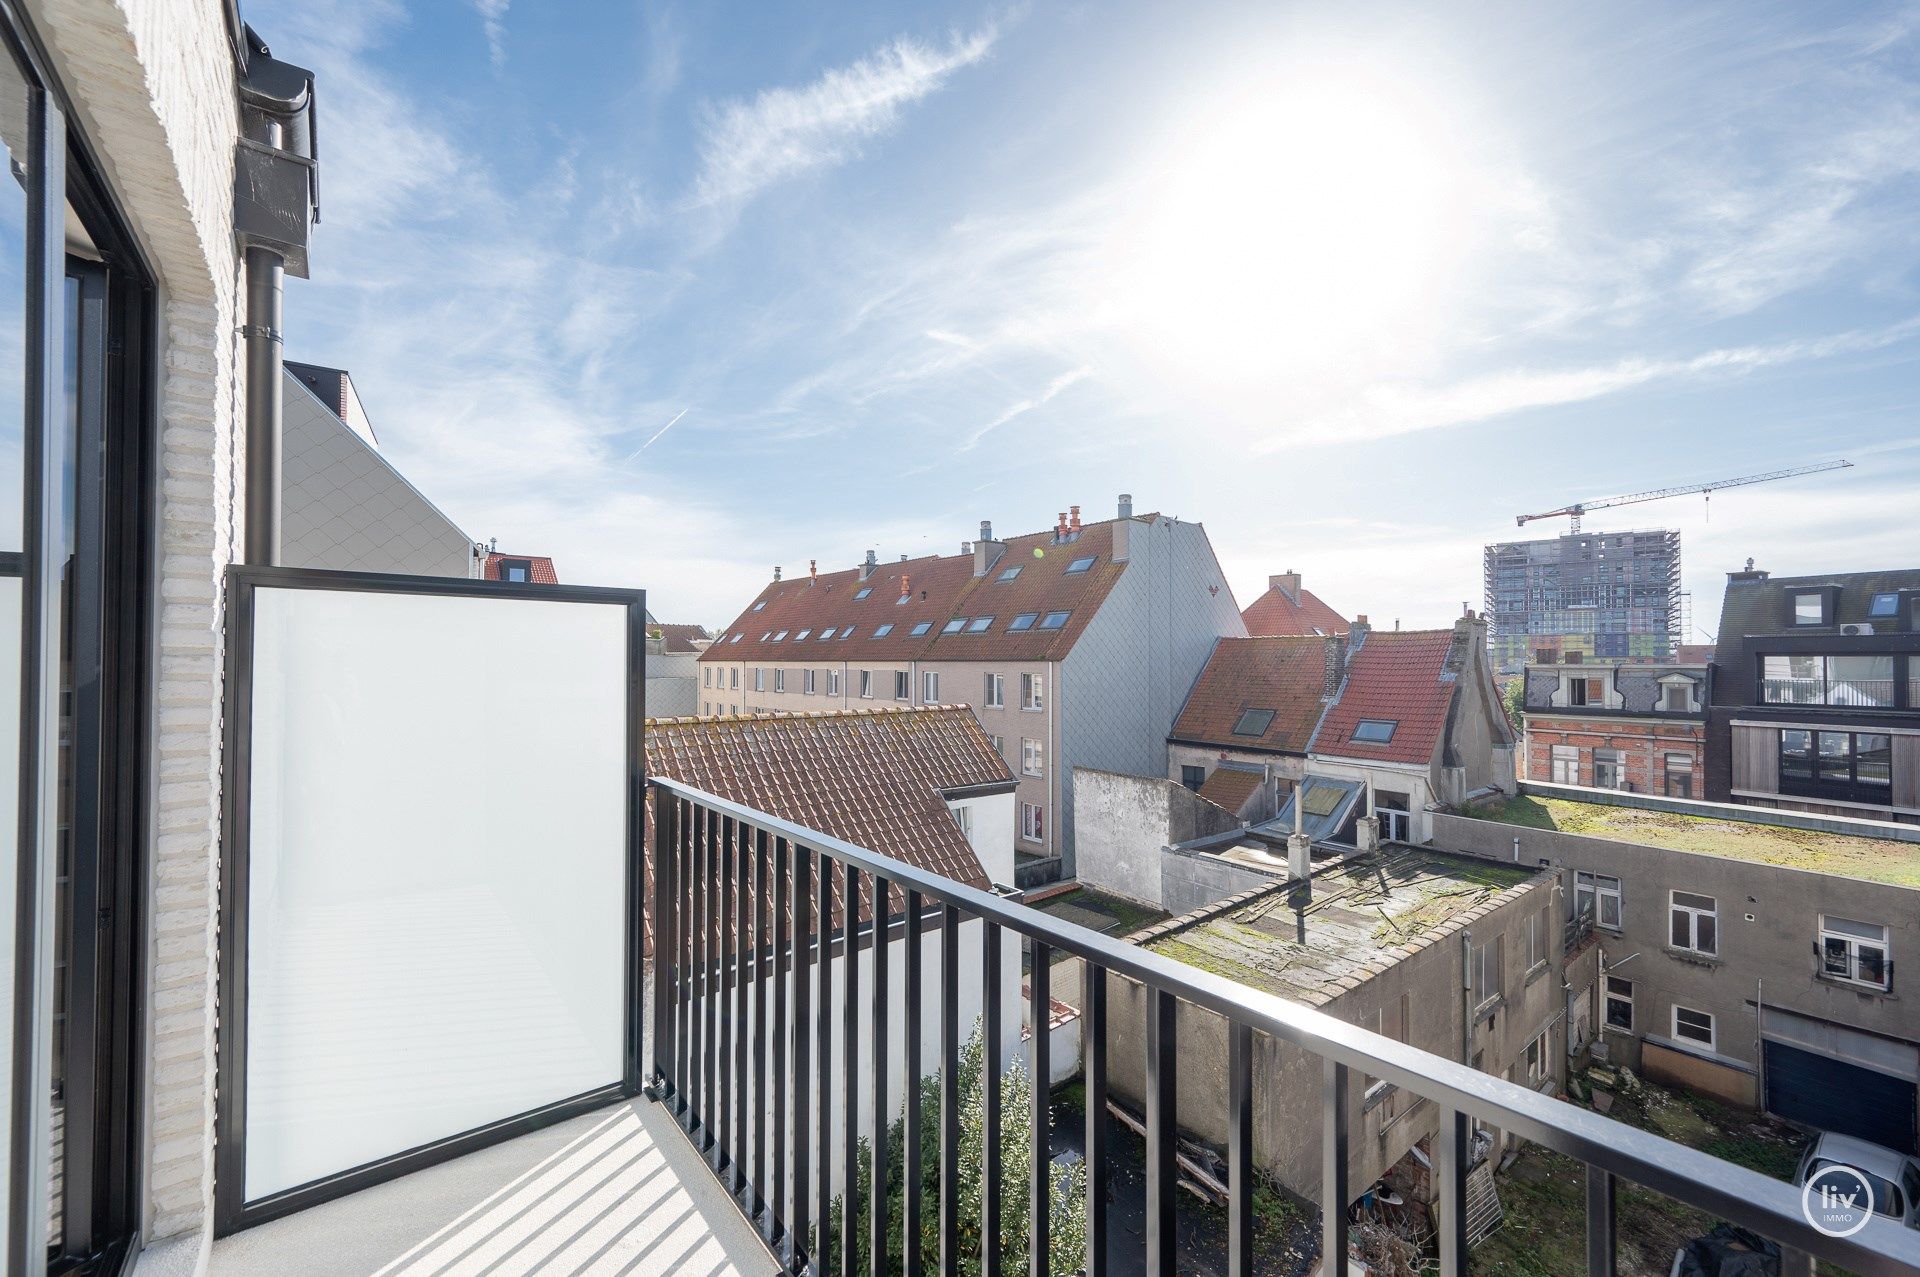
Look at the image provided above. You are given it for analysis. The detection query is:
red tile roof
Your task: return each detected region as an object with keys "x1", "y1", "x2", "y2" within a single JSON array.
[
  {"x1": 1170, "y1": 636, "x2": 1330, "y2": 753},
  {"x1": 1314, "y1": 629, "x2": 1461, "y2": 766},
  {"x1": 641, "y1": 705, "x2": 1012, "y2": 955},
  {"x1": 1197, "y1": 767, "x2": 1263, "y2": 815},
  {"x1": 706, "y1": 517, "x2": 1143, "y2": 665},
  {"x1": 1242, "y1": 583, "x2": 1349, "y2": 636},
  {"x1": 650, "y1": 622, "x2": 711, "y2": 653},
  {"x1": 483, "y1": 551, "x2": 559, "y2": 583}
]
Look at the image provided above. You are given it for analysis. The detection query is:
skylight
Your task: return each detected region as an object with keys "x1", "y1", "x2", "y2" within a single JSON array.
[
  {"x1": 1352, "y1": 719, "x2": 1398, "y2": 743},
  {"x1": 1038, "y1": 611, "x2": 1070, "y2": 630},
  {"x1": 854, "y1": 587, "x2": 873, "y2": 600},
  {"x1": 997, "y1": 566, "x2": 1022, "y2": 582},
  {"x1": 942, "y1": 618, "x2": 967, "y2": 634},
  {"x1": 1869, "y1": 592, "x2": 1898, "y2": 617},
  {"x1": 967, "y1": 616, "x2": 994, "y2": 632},
  {"x1": 752, "y1": 601, "x2": 766, "y2": 611},
  {"x1": 910, "y1": 621, "x2": 932, "y2": 636},
  {"x1": 1009, "y1": 613, "x2": 1038, "y2": 632},
  {"x1": 773, "y1": 630, "x2": 788, "y2": 641},
  {"x1": 794, "y1": 629, "x2": 811, "y2": 641},
  {"x1": 1065, "y1": 556, "x2": 1096, "y2": 574},
  {"x1": 730, "y1": 634, "x2": 742, "y2": 644},
  {"x1": 1232, "y1": 709, "x2": 1275, "y2": 737},
  {"x1": 760, "y1": 631, "x2": 772, "y2": 641},
  {"x1": 838, "y1": 628, "x2": 853, "y2": 639},
  {"x1": 818, "y1": 627, "x2": 835, "y2": 640},
  {"x1": 874, "y1": 624, "x2": 893, "y2": 637}
]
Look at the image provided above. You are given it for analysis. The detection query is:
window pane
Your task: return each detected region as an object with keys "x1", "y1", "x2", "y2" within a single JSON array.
[
  {"x1": 1779, "y1": 729, "x2": 1814, "y2": 780},
  {"x1": 1822, "y1": 936, "x2": 1851, "y2": 977},
  {"x1": 1670, "y1": 910, "x2": 1689, "y2": 949},
  {"x1": 1856, "y1": 735, "x2": 1892, "y2": 786},
  {"x1": 1760, "y1": 654, "x2": 1822, "y2": 704},
  {"x1": 1828, "y1": 656, "x2": 1894, "y2": 708},
  {"x1": 1697, "y1": 913, "x2": 1716, "y2": 955},
  {"x1": 1793, "y1": 593, "x2": 1822, "y2": 624},
  {"x1": 1600, "y1": 894, "x2": 1620, "y2": 928},
  {"x1": 1858, "y1": 946, "x2": 1887, "y2": 985},
  {"x1": 1815, "y1": 732, "x2": 1854, "y2": 781}
]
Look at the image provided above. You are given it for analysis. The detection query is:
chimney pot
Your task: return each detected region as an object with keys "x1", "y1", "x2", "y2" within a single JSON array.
[
  {"x1": 1070, "y1": 504, "x2": 1082, "y2": 533},
  {"x1": 1355, "y1": 614, "x2": 1369, "y2": 627},
  {"x1": 809, "y1": 559, "x2": 817, "y2": 580},
  {"x1": 773, "y1": 565, "x2": 782, "y2": 582},
  {"x1": 961, "y1": 541, "x2": 972, "y2": 555},
  {"x1": 1118, "y1": 493, "x2": 1133, "y2": 519},
  {"x1": 980, "y1": 519, "x2": 993, "y2": 542}
]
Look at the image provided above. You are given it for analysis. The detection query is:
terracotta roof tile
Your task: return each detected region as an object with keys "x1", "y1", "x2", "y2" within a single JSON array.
[
  {"x1": 1197, "y1": 766, "x2": 1263, "y2": 815},
  {"x1": 1314, "y1": 629, "x2": 1460, "y2": 766},
  {"x1": 642, "y1": 705, "x2": 1013, "y2": 956},
  {"x1": 1170, "y1": 636, "x2": 1330, "y2": 753},
  {"x1": 707, "y1": 518, "x2": 1134, "y2": 664},
  {"x1": 483, "y1": 551, "x2": 559, "y2": 583},
  {"x1": 1242, "y1": 584, "x2": 1348, "y2": 636}
]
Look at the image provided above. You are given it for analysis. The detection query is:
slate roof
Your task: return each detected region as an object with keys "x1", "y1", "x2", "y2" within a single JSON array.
[
  {"x1": 1716, "y1": 567, "x2": 1920, "y2": 645},
  {"x1": 1315, "y1": 629, "x2": 1462, "y2": 766},
  {"x1": 706, "y1": 517, "x2": 1144, "y2": 664},
  {"x1": 1242, "y1": 583, "x2": 1349, "y2": 636},
  {"x1": 483, "y1": 551, "x2": 559, "y2": 583},
  {"x1": 1169, "y1": 636, "x2": 1331, "y2": 753},
  {"x1": 651, "y1": 622, "x2": 712, "y2": 653},
  {"x1": 641, "y1": 706, "x2": 1012, "y2": 955}
]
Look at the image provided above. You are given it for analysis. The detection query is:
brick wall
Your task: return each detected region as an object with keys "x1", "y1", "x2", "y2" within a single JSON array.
[
  {"x1": 33, "y1": 0, "x2": 244, "y2": 1252},
  {"x1": 1523, "y1": 715, "x2": 1706, "y2": 796}
]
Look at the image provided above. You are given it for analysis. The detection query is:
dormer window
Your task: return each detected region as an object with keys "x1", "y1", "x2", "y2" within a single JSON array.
[{"x1": 1791, "y1": 591, "x2": 1825, "y2": 626}]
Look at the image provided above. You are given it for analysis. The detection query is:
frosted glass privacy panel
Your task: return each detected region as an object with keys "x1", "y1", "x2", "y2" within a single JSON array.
[{"x1": 242, "y1": 586, "x2": 629, "y2": 1201}]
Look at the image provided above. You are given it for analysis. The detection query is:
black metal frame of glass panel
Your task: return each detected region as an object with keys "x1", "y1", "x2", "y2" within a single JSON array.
[
  {"x1": 0, "y1": 3, "x2": 158, "y2": 1270},
  {"x1": 213, "y1": 565, "x2": 647, "y2": 1236},
  {"x1": 1777, "y1": 728, "x2": 1894, "y2": 806}
]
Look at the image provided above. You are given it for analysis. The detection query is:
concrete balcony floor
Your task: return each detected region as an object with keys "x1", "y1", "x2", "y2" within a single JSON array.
[{"x1": 209, "y1": 1097, "x2": 779, "y2": 1276}]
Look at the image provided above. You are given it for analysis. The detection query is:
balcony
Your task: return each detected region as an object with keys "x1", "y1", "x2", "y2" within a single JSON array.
[{"x1": 204, "y1": 573, "x2": 1920, "y2": 1275}]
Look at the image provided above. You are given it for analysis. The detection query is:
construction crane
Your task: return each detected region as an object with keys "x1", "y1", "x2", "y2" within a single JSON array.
[{"x1": 1515, "y1": 460, "x2": 1854, "y2": 532}]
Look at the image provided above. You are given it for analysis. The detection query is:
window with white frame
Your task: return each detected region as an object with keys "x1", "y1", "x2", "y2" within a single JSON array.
[
  {"x1": 754, "y1": 668, "x2": 766, "y2": 692},
  {"x1": 1575, "y1": 871, "x2": 1621, "y2": 930},
  {"x1": 1592, "y1": 748, "x2": 1625, "y2": 790},
  {"x1": 1604, "y1": 976, "x2": 1633, "y2": 1031},
  {"x1": 1472, "y1": 936, "x2": 1503, "y2": 1010},
  {"x1": 1668, "y1": 891, "x2": 1717, "y2": 956},
  {"x1": 953, "y1": 804, "x2": 973, "y2": 841},
  {"x1": 827, "y1": 670, "x2": 842, "y2": 697},
  {"x1": 989, "y1": 734, "x2": 1005, "y2": 760},
  {"x1": 1021, "y1": 672, "x2": 1044, "y2": 710},
  {"x1": 859, "y1": 670, "x2": 873, "y2": 699},
  {"x1": 1574, "y1": 867, "x2": 1620, "y2": 925},
  {"x1": 1672, "y1": 1005, "x2": 1714, "y2": 1050},
  {"x1": 985, "y1": 673, "x2": 1004, "y2": 707},
  {"x1": 774, "y1": 669, "x2": 786, "y2": 693},
  {"x1": 1663, "y1": 752, "x2": 1693, "y2": 798},
  {"x1": 1022, "y1": 738, "x2": 1043, "y2": 777},
  {"x1": 1525, "y1": 1028, "x2": 1550, "y2": 1084},
  {"x1": 1550, "y1": 744, "x2": 1579, "y2": 785},
  {"x1": 1524, "y1": 907, "x2": 1549, "y2": 970},
  {"x1": 803, "y1": 669, "x2": 817, "y2": 695},
  {"x1": 703, "y1": 668, "x2": 712, "y2": 687},
  {"x1": 729, "y1": 668, "x2": 739, "y2": 689},
  {"x1": 1021, "y1": 802, "x2": 1045, "y2": 844},
  {"x1": 1661, "y1": 682, "x2": 1690, "y2": 712},
  {"x1": 924, "y1": 670, "x2": 940, "y2": 702},
  {"x1": 894, "y1": 671, "x2": 911, "y2": 700},
  {"x1": 1820, "y1": 916, "x2": 1890, "y2": 989}
]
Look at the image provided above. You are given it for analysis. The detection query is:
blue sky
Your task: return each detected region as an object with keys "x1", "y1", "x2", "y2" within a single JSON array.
[{"x1": 253, "y1": 0, "x2": 1920, "y2": 636}]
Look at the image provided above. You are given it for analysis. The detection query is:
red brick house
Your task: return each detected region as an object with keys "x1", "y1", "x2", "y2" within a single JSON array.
[{"x1": 1520, "y1": 659, "x2": 1711, "y2": 796}]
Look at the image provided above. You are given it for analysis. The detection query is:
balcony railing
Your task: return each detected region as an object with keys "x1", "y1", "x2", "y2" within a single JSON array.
[
  {"x1": 1760, "y1": 676, "x2": 1897, "y2": 708},
  {"x1": 647, "y1": 778, "x2": 1920, "y2": 1276}
]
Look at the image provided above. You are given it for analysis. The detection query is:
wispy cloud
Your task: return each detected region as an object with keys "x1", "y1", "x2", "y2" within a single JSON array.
[
  {"x1": 958, "y1": 366, "x2": 1092, "y2": 452},
  {"x1": 474, "y1": 0, "x2": 509, "y2": 68},
  {"x1": 691, "y1": 25, "x2": 998, "y2": 212}
]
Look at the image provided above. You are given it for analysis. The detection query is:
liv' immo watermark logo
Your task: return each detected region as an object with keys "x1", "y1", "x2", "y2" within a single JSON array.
[{"x1": 1800, "y1": 1163, "x2": 1875, "y2": 1239}]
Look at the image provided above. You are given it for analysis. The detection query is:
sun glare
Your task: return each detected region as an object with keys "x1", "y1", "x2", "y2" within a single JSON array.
[{"x1": 1102, "y1": 64, "x2": 1479, "y2": 395}]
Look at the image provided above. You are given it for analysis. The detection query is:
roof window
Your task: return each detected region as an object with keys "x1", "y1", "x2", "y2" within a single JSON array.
[
  {"x1": 1232, "y1": 709, "x2": 1275, "y2": 737},
  {"x1": 1009, "y1": 613, "x2": 1038, "y2": 632},
  {"x1": 997, "y1": 566, "x2": 1022, "y2": 582},
  {"x1": 854, "y1": 587, "x2": 873, "y2": 600},
  {"x1": 910, "y1": 621, "x2": 933, "y2": 636},
  {"x1": 873, "y1": 624, "x2": 893, "y2": 638},
  {"x1": 942, "y1": 618, "x2": 968, "y2": 634},
  {"x1": 967, "y1": 616, "x2": 994, "y2": 632},
  {"x1": 1065, "y1": 556, "x2": 1096, "y2": 574},
  {"x1": 1351, "y1": 719, "x2": 1398, "y2": 743},
  {"x1": 1038, "y1": 611, "x2": 1070, "y2": 630}
]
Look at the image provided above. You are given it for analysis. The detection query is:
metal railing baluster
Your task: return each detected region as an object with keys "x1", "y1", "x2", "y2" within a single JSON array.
[
  {"x1": 842, "y1": 860, "x2": 862, "y2": 1277},
  {"x1": 816, "y1": 849, "x2": 833, "y2": 1268},
  {"x1": 902, "y1": 890, "x2": 924, "y2": 1277},
  {"x1": 789, "y1": 842, "x2": 812, "y2": 1273},
  {"x1": 751, "y1": 827, "x2": 769, "y2": 1219},
  {"x1": 651, "y1": 793, "x2": 677, "y2": 1098},
  {"x1": 982, "y1": 919, "x2": 1003, "y2": 1277},
  {"x1": 1029, "y1": 939, "x2": 1051, "y2": 1277},
  {"x1": 734, "y1": 821, "x2": 751, "y2": 1195},
  {"x1": 1145, "y1": 988, "x2": 1176, "y2": 1277},
  {"x1": 1586, "y1": 1164, "x2": 1616, "y2": 1277},
  {"x1": 1082, "y1": 962, "x2": 1107, "y2": 1277},
  {"x1": 939, "y1": 905, "x2": 960, "y2": 1276},
  {"x1": 1228, "y1": 1021, "x2": 1252, "y2": 1277},
  {"x1": 1323, "y1": 1060, "x2": 1350, "y2": 1277},
  {"x1": 675, "y1": 797, "x2": 692, "y2": 1121},
  {"x1": 869, "y1": 876, "x2": 891, "y2": 1277},
  {"x1": 702, "y1": 806, "x2": 717, "y2": 1149},
  {"x1": 769, "y1": 833, "x2": 787, "y2": 1251},
  {"x1": 1435, "y1": 1107, "x2": 1469, "y2": 1276},
  {"x1": 717, "y1": 814, "x2": 734, "y2": 1174}
]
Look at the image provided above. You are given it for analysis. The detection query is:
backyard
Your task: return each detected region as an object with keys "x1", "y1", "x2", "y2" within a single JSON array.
[{"x1": 1474, "y1": 795, "x2": 1920, "y2": 889}]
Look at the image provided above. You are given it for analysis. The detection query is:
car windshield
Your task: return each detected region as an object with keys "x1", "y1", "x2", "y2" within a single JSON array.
[{"x1": 1813, "y1": 1159, "x2": 1904, "y2": 1217}]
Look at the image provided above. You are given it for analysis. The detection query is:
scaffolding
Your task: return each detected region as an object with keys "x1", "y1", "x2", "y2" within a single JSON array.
[{"x1": 1482, "y1": 528, "x2": 1681, "y2": 671}]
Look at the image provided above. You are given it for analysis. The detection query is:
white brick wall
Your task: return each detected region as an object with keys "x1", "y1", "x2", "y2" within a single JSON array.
[{"x1": 31, "y1": 0, "x2": 243, "y2": 1256}]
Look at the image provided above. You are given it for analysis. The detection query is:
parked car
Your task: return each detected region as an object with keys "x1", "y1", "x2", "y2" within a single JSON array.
[{"x1": 1792, "y1": 1133, "x2": 1920, "y2": 1228}]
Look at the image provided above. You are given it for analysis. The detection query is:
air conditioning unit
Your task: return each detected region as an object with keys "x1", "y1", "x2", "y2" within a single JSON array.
[{"x1": 1840, "y1": 622, "x2": 1875, "y2": 636}]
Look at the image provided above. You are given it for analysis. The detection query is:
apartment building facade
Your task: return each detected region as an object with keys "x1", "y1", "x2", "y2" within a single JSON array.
[
  {"x1": 701, "y1": 499, "x2": 1246, "y2": 873},
  {"x1": 1521, "y1": 658, "x2": 1710, "y2": 797},
  {"x1": 1483, "y1": 528, "x2": 1682, "y2": 673},
  {"x1": 1707, "y1": 565, "x2": 1920, "y2": 824}
]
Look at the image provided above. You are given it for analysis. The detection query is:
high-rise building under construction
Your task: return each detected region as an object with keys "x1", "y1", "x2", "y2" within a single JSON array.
[{"x1": 1483, "y1": 529, "x2": 1681, "y2": 672}]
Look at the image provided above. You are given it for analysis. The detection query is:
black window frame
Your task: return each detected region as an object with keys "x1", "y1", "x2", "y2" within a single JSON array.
[{"x1": 1777, "y1": 729, "x2": 1894, "y2": 805}]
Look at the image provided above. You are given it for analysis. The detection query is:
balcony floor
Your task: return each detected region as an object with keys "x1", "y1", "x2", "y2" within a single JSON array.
[{"x1": 209, "y1": 1097, "x2": 779, "y2": 1276}]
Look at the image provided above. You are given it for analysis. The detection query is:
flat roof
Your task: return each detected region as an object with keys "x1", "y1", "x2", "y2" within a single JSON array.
[
  {"x1": 1472, "y1": 796, "x2": 1920, "y2": 889},
  {"x1": 1143, "y1": 849, "x2": 1539, "y2": 1005}
]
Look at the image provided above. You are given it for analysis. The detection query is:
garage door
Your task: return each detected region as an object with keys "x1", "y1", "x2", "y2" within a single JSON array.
[{"x1": 1764, "y1": 1040, "x2": 1918, "y2": 1154}]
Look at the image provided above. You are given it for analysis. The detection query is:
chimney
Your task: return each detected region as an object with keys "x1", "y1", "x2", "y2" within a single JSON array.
[
  {"x1": 974, "y1": 520, "x2": 1006, "y2": 578},
  {"x1": 961, "y1": 541, "x2": 972, "y2": 556},
  {"x1": 901, "y1": 574, "x2": 911, "y2": 599},
  {"x1": 1069, "y1": 504, "x2": 1082, "y2": 534},
  {"x1": 1269, "y1": 570, "x2": 1301, "y2": 601},
  {"x1": 809, "y1": 558, "x2": 818, "y2": 581},
  {"x1": 859, "y1": 549, "x2": 878, "y2": 581},
  {"x1": 1354, "y1": 614, "x2": 1369, "y2": 628},
  {"x1": 1055, "y1": 511, "x2": 1069, "y2": 542},
  {"x1": 1728, "y1": 556, "x2": 1769, "y2": 582},
  {"x1": 773, "y1": 565, "x2": 782, "y2": 582},
  {"x1": 1323, "y1": 633, "x2": 1350, "y2": 697},
  {"x1": 1117, "y1": 492, "x2": 1133, "y2": 519}
]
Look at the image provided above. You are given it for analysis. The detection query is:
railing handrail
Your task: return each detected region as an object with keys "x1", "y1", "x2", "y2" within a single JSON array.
[{"x1": 650, "y1": 776, "x2": 1920, "y2": 1273}]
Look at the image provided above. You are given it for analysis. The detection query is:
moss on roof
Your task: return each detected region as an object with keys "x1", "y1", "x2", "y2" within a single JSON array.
[{"x1": 1473, "y1": 796, "x2": 1920, "y2": 889}]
